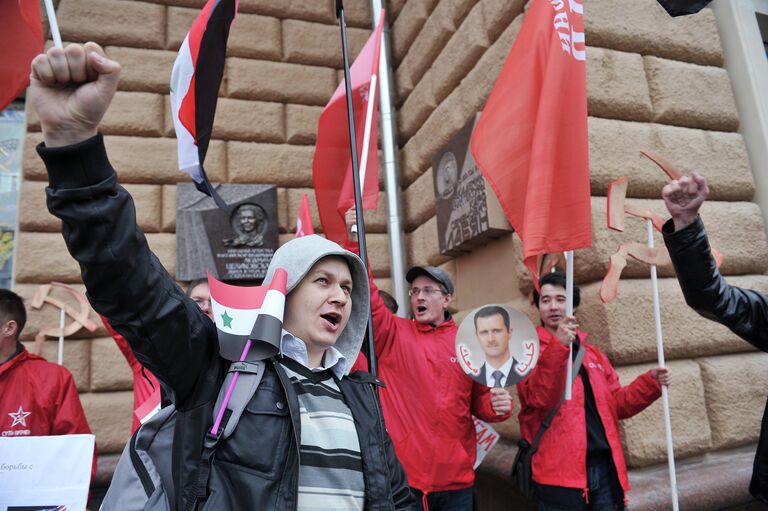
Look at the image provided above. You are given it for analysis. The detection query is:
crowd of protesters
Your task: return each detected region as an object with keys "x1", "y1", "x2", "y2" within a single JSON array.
[{"x1": 3, "y1": 40, "x2": 768, "y2": 511}]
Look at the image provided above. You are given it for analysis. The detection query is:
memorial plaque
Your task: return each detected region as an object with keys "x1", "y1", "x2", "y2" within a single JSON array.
[
  {"x1": 432, "y1": 114, "x2": 512, "y2": 256},
  {"x1": 176, "y1": 184, "x2": 278, "y2": 282}
]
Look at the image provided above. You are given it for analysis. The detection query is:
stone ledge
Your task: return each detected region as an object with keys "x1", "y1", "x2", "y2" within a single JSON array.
[
  {"x1": 390, "y1": 0, "x2": 436, "y2": 66},
  {"x1": 644, "y1": 56, "x2": 739, "y2": 132},
  {"x1": 584, "y1": 0, "x2": 723, "y2": 68},
  {"x1": 588, "y1": 118, "x2": 754, "y2": 201},
  {"x1": 57, "y1": 0, "x2": 166, "y2": 50}
]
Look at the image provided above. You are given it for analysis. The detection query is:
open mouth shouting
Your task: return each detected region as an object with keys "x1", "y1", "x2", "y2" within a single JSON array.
[{"x1": 320, "y1": 311, "x2": 342, "y2": 331}]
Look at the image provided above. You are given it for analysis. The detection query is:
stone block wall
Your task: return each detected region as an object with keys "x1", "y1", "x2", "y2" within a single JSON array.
[
  {"x1": 13, "y1": 2, "x2": 768, "y2": 505},
  {"x1": 390, "y1": 0, "x2": 768, "y2": 491}
]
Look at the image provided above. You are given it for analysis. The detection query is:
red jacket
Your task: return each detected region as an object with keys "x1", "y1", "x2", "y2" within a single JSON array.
[
  {"x1": 364, "y1": 274, "x2": 512, "y2": 493},
  {"x1": 517, "y1": 327, "x2": 660, "y2": 496},
  {"x1": 0, "y1": 344, "x2": 96, "y2": 479}
]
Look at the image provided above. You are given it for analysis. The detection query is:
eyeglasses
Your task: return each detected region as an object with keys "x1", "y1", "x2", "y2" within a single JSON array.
[
  {"x1": 192, "y1": 298, "x2": 211, "y2": 308},
  {"x1": 408, "y1": 287, "x2": 446, "y2": 297}
]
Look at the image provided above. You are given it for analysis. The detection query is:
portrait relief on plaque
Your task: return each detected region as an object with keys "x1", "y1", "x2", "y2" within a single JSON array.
[
  {"x1": 176, "y1": 184, "x2": 278, "y2": 282},
  {"x1": 436, "y1": 151, "x2": 459, "y2": 201},
  {"x1": 224, "y1": 203, "x2": 268, "y2": 248}
]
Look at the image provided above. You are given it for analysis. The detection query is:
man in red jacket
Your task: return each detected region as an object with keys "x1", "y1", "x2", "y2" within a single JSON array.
[
  {"x1": 346, "y1": 212, "x2": 513, "y2": 510},
  {"x1": 517, "y1": 272, "x2": 671, "y2": 510},
  {"x1": 0, "y1": 289, "x2": 95, "y2": 477}
]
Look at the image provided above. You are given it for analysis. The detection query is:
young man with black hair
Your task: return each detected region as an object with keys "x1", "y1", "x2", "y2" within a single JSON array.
[
  {"x1": 517, "y1": 272, "x2": 671, "y2": 510},
  {"x1": 0, "y1": 289, "x2": 95, "y2": 475}
]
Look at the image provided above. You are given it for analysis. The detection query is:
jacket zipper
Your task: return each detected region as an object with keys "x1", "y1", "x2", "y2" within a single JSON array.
[
  {"x1": 129, "y1": 432, "x2": 155, "y2": 497},
  {"x1": 273, "y1": 360, "x2": 301, "y2": 511},
  {"x1": 367, "y1": 381, "x2": 395, "y2": 510}
]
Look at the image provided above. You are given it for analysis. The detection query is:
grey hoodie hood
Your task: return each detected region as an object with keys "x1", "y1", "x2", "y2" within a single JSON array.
[{"x1": 264, "y1": 235, "x2": 369, "y2": 374}]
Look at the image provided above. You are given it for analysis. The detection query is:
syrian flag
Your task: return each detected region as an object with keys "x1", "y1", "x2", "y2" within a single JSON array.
[
  {"x1": 295, "y1": 193, "x2": 315, "y2": 238},
  {"x1": 170, "y1": 0, "x2": 238, "y2": 211},
  {"x1": 209, "y1": 268, "x2": 287, "y2": 362},
  {"x1": 312, "y1": 10, "x2": 385, "y2": 245}
]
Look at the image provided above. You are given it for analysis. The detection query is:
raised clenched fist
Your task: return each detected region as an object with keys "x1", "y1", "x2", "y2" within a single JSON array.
[{"x1": 30, "y1": 42, "x2": 121, "y2": 148}]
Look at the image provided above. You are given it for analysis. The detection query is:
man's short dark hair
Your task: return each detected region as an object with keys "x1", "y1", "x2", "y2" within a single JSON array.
[
  {"x1": 532, "y1": 271, "x2": 581, "y2": 309},
  {"x1": 186, "y1": 278, "x2": 209, "y2": 297},
  {"x1": 474, "y1": 305, "x2": 510, "y2": 330},
  {"x1": 0, "y1": 289, "x2": 26, "y2": 340}
]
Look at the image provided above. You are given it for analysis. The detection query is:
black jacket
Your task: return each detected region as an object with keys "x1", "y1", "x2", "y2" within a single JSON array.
[
  {"x1": 663, "y1": 216, "x2": 768, "y2": 503},
  {"x1": 40, "y1": 134, "x2": 414, "y2": 511}
]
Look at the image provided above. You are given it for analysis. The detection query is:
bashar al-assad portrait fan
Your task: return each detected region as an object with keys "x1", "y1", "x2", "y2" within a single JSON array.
[{"x1": 456, "y1": 304, "x2": 539, "y2": 387}]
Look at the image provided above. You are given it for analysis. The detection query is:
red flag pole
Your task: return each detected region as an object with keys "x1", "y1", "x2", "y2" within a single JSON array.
[
  {"x1": 565, "y1": 250, "x2": 574, "y2": 400},
  {"x1": 335, "y1": 0, "x2": 377, "y2": 379}
]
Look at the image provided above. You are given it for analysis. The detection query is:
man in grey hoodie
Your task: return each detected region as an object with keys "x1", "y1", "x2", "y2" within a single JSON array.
[{"x1": 31, "y1": 42, "x2": 413, "y2": 511}]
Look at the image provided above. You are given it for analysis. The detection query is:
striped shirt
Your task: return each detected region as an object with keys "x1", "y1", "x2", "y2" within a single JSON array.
[{"x1": 280, "y1": 356, "x2": 365, "y2": 511}]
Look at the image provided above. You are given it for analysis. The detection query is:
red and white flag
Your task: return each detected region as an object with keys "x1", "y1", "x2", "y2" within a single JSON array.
[
  {"x1": 312, "y1": 10, "x2": 385, "y2": 245},
  {"x1": 170, "y1": 0, "x2": 238, "y2": 209},
  {"x1": 295, "y1": 193, "x2": 315, "y2": 238},
  {"x1": 470, "y1": 0, "x2": 592, "y2": 284},
  {"x1": 208, "y1": 268, "x2": 287, "y2": 362},
  {"x1": 0, "y1": 0, "x2": 43, "y2": 111}
]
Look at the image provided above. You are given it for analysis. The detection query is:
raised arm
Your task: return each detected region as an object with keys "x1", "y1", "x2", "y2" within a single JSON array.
[
  {"x1": 344, "y1": 208, "x2": 403, "y2": 362},
  {"x1": 662, "y1": 173, "x2": 768, "y2": 352},
  {"x1": 32, "y1": 43, "x2": 217, "y2": 405},
  {"x1": 598, "y1": 352, "x2": 662, "y2": 420}
]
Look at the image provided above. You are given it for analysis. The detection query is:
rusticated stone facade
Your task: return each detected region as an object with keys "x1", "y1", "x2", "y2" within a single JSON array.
[{"x1": 13, "y1": 0, "x2": 768, "y2": 508}]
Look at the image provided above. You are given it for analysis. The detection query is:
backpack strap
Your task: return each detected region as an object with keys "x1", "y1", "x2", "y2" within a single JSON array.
[
  {"x1": 529, "y1": 342, "x2": 586, "y2": 452},
  {"x1": 184, "y1": 360, "x2": 267, "y2": 511}
]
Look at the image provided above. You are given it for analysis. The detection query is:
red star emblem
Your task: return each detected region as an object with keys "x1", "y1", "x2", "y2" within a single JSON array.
[{"x1": 8, "y1": 406, "x2": 31, "y2": 428}]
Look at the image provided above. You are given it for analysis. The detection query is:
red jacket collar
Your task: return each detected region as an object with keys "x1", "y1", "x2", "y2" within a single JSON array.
[
  {"x1": 414, "y1": 315, "x2": 456, "y2": 332},
  {"x1": 0, "y1": 343, "x2": 32, "y2": 377}
]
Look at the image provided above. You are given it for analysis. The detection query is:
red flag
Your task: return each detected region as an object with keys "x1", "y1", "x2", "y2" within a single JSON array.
[
  {"x1": 295, "y1": 193, "x2": 315, "y2": 238},
  {"x1": 100, "y1": 317, "x2": 162, "y2": 433},
  {"x1": 470, "y1": 0, "x2": 591, "y2": 283},
  {"x1": 312, "y1": 11, "x2": 385, "y2": 245},
  {"x1": 0, "y1": 0, "x2": 43, "y2": 111}
]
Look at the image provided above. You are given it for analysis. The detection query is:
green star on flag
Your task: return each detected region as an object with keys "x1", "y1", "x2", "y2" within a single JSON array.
[{"x1": 221, "y1": 310, "x2": 233, "y2": 328}]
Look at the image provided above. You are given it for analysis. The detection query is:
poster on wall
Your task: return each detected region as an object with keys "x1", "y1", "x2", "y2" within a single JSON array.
[
  {"x1": 432, "y1": 114, "x2": 512, "y2": 256},
  {"x1": 0, "y1": 106, "x2": 25, "y2": 289},
  {"x1": 0, "y1": 434, "x2": 95, "y2": 511}
]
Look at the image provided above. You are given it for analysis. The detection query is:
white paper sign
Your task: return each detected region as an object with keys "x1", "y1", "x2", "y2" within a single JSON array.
[
  {"x1": 473, "y1": 417, "x2": 500, "y2": 469},
  {"x1": 0, "y1": 434, "x2": 95, "y2": 511}
]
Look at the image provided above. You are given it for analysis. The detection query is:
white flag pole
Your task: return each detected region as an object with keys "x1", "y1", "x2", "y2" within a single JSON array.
[
  {"x1": 647, "y1": 218, "x2": 680, "y2": 511},
  {"x1": 565, "y1": 250, "x2": 574, "y2": 400},
  {"x1": 57, "y1": 307, "x2": 65, "y2": 365},
  {"x1": 43, "y1": 0, "x2": 63, "y2": 49},
  {"x1": 350, "y1": 73, "x2": 378, "y2": 235}
]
